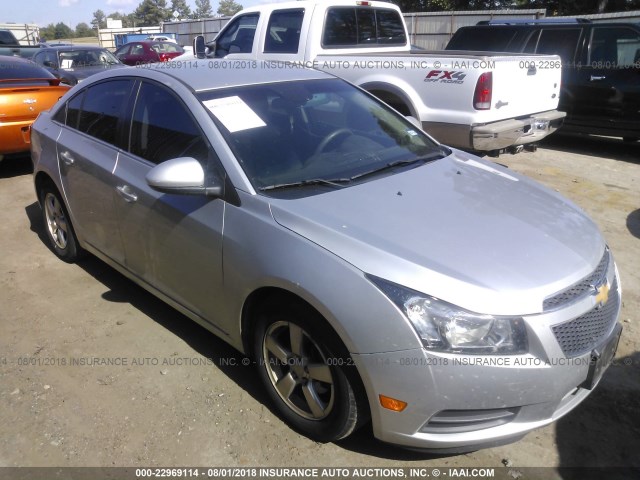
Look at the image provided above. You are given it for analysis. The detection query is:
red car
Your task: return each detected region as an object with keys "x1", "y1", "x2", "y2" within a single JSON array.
[{"x1": 114, "y1": 41, "x2": 184, "y2": 65}]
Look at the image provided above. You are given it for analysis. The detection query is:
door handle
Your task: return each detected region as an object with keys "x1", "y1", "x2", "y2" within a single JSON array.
[
  {"x1": 590, "y1": 75, "x2": 606, "y2": 81},
  {"x1": 59, "y1": 150, "x2": 75, "y2": 166},
  {"x1": 116, "y1": 185, "x2": 138, "y2": 203}
]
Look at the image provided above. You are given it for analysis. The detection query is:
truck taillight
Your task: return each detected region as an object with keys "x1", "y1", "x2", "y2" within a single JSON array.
[
  {"x1": 473, "y1": 72, "x2": 492, "y2": 110},
  {"x1": 356, "y1": 1, "x2": 371, "y2": 5}
]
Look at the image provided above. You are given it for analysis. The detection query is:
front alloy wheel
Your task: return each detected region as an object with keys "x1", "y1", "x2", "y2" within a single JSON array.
[
  {"x1": 254, "y1": 306, "x2": 367, "y2": 442},
  {"x1": 262, "y1": 321, "x2": 335, "y2": 420}
]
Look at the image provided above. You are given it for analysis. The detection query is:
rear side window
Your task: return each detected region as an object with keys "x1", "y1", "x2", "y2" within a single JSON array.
[
  {"x1": 535, "y1": 28, "x2": 582, "y2": 64},
  {"x1": 129, "y1": 82, "x2": 208, "y2": 165},
  {"x1": 78, "y1": 80, "x2": 131, "y2": 145},
  {"x1": 590, "y1": 27, "x2": 640, "y2": 67},
  {"x1": 323, "y1": 7, "x2": 406, "y2": 47},
  {"x1": 264, "y1": 9, "x2": 304, "y2": 53}
]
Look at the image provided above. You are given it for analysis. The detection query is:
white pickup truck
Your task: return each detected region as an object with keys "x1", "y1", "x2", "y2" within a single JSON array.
[{"x1": 192, "y1": 0, "x2": 566, "y2": 154}]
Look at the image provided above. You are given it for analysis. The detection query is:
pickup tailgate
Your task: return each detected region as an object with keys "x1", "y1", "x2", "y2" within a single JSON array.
[{"x1": 482, "y1": 53, "x2": 562, "y2": 123}]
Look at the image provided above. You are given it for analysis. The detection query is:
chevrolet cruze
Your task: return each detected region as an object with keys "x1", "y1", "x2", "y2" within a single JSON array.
[{"x1": 30, "y1": 62, "x2": 622, "y2": 452}]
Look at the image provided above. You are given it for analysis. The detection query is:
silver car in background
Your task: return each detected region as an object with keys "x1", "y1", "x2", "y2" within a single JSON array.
[{"x1": 30, "y1": 62, "x2": 622, "y2": 452}]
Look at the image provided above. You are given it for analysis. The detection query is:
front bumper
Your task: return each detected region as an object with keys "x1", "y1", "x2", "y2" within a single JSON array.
[
  {"x1": 354, "y1": 325, "x2": 620, "y2": 452},
  {"x1": 471, "y1": 109, "x2": 566, "y2": 151},
  {"x1": 353, "y1": 262, "x2": 621, "y2": 452}
]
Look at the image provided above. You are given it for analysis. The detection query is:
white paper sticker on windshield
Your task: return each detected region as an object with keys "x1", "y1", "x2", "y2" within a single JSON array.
[
  {"x1": 203, "y1": 96, "x2": 266, "y2": 133},
  {"x1": 61, "y1": 59, "x2": 73, "y2": 69}
]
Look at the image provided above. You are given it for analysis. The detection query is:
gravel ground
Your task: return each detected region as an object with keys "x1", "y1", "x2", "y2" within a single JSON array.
[{"x1": 0, "y1": 133, "x2": 638, "y2": 473}]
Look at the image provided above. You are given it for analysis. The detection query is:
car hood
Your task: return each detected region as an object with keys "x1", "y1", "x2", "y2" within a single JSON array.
[{"x1": 269, "y1": 151, "x2": 605, "y2": 315}]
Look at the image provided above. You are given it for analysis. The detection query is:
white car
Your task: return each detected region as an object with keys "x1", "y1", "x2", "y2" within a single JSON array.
[{"x1": 146, "y1": 35, "x2": 177, "y2": 44}]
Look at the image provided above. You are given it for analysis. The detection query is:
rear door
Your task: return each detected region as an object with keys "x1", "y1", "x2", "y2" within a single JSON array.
[
  {"x1": 113, "y1": 80, "x2": 226, "y2": 325},
  {"x1": 572, "y1": 25, "x2": 640, "y2": 136},
  {"x1": 56, "y1": 79, "x2": 133, "y2": 263}
]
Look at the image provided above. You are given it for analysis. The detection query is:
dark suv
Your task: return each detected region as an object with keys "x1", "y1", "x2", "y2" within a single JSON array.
[{"x1": 446, "y1": 20, "x2": 640, "y2": 141}]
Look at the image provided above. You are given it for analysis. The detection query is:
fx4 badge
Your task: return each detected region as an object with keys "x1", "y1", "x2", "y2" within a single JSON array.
[{"x1": 424, "y1": 70, "x2": 466, "y2": 84}]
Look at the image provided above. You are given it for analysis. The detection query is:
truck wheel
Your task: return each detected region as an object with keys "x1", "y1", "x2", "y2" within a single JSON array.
[
  {"x1": 40, "y1": 184, "x2": 83, "y2": 263},
  {"x1": 254, "y1": 304, "x2": 366, "y2": 442}
]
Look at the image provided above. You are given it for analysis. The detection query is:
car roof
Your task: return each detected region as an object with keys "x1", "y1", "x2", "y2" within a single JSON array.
[
  {"x1": 39, "y1": 45, "x2": 107, "y2": 52},
  {"x1": 0, "y1": 55, "x2": 55, "y2": 79},
  {"x1": 85, "y1": 58, "x2": 332, "y2": 93}
]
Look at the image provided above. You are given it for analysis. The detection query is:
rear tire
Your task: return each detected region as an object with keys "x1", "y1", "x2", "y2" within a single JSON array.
[
  {"x1": 254, "y1": 303, "x2": 367, "y2": 442},
  {"x1": 40, "y1": 183, "x2": 83, "y2": 263}
]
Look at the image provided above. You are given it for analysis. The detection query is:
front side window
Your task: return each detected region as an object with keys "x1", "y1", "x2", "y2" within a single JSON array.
[
  {"x1": 198, "y1": 78, "x2": 443, "y2": 196},
  {"x1": 590, "y1": 27, "x2": 640, "y2": 67},
  {"x1": 129, "y1": 81, "x2": 208, "y2": 165},
  {"x1": 78, "y1": 80, "x2": 131, "y2": 145},
  {"x1": 264, "y1": 9, "x2": 304, "y2": 54},
  {"x1": 215, "y1": 13, "x2": 259, "y2": 56},
  {"x1": 323, "y1": 7, "x2": 406, "y2": 47}
]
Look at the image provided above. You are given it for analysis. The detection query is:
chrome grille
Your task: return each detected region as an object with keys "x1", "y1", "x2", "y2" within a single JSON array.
[
  {"x1": 543, "y1": 249, "x2": 609, "y2": 311},
  {"x1": 552, "y1": 279, "x2": 619, "y2": 358}
]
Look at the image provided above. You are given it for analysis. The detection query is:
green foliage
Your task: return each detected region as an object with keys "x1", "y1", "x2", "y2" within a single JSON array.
[
  {"x1": 217, "y1": 0, "x2": 243, "y2": 16},
  {"x1": 134, "y1": 0, "x2": 171, "y2": 26},
  {"x1": 170, "y1": 0, "x2": 192, "y2": 19},
  {"x1": 91, "y1": 9, "x2": 107, "y2": 30},
  {"x1": 39, "y1": 24, "x2": 56, "y2": 42},
  {"x1": 54, "y1": 22, "x2": 74, "y2": 39},
  {"x1": 75, "y1": 22, "x2": 94, "y2": 38},
  {"x1": 194, "y1": 0, "x2": 214, "y2": 19}
]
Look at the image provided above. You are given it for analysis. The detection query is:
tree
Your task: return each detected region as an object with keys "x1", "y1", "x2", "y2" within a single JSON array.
[
  {"x1": 217, "y1": 0, "x2": 242, "y2": 16},
  {"x1": 54, "y1": 22, "x2": 74, "y2": 39},
  {"x1": 134, "y1": 0, "x2": 171, "y2": 26},
  {"x1": 75, "y1": 22, "x2": 94, "y2": 38},
  {"x1": 91, "y1": 9, "x2": 107, "y2": 30},
  {"x1": 170, "y1": 0, "x2": 192, "y2": 19},
  {"x1": 194, "y1": 0, "x2": 213, "y2": 19},
  {"x1": 39, "y1": 24, "x2": 56, "y2": 42}
]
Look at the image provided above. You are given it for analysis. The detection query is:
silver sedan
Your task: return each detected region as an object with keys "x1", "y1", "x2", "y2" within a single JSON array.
[{"x1": 30, "y1": 61, "x2": 622, "y2": 452}]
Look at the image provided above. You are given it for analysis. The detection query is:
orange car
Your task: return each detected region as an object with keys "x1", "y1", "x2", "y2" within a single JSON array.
[{"x1": 0, "y1": 56, "x2": 69, "y2": 159}]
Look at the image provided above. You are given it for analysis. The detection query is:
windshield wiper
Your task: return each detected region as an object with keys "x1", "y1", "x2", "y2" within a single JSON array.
[
  {"x1": 259, "y1": 177, "x2": 351, "y2": 192},
  {"x1": 350, "y1": 151, "x2": 446, "y2": 181}
]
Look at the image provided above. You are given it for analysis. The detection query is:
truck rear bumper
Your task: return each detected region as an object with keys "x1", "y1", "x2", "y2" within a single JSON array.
[{"x1": 422, "y1": 110, "x2": 566, "y2": 152}]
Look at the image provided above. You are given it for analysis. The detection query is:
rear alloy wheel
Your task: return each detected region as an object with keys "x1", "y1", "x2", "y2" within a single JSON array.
[
  {"x1": 255, "y1": 307, "x2": 366, "y2": 442},
  {"x1": 40, "y1": 185, "x2": 82, "y2": 262}
]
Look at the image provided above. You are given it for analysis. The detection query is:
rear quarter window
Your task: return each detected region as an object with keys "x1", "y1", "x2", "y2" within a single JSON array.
[{"x1": 322, "y1": 7, "x2": 406, "y2": 47}]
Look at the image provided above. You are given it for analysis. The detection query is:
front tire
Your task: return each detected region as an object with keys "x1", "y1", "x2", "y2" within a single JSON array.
[
  {"x1": 254, "y1": 304, "x2": 367, "y2": 442},
  {"x1": 40, "y1": 183, "x2": 82, "y2": 262}
]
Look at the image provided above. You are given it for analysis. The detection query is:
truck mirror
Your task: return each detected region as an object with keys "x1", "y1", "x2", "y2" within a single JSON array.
[{"x1": 194, "y1": 35, "x2": 206, "y2": 59}]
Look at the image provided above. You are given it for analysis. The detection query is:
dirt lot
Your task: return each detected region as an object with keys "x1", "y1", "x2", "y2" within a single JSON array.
[{"x1": 0, "y1": 133, "x2": 638, "y2": 472}]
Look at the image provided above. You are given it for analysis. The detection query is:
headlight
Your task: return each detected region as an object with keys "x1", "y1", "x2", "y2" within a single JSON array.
[{"x1": 368, "y1": 275, "x2": 527, "y2": 355}]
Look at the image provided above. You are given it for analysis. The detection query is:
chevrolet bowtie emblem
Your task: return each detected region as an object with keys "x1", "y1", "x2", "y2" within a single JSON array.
[
  {"x1": 594, "y1": 282, "x2": 610, "y2": 307},
  {"x1": 23, "y1": 99, "x2": 37, "y2": 104}
]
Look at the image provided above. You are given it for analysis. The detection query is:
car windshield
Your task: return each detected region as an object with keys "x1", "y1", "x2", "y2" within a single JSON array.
[
  {"x1": 197, "y1": 78, "x2": 445, "y2": 194},
  {"x1": 58, "y1": 49, "x2": 120, "y2": 68}
]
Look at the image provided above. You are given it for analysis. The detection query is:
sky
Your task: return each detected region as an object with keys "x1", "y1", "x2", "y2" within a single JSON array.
[{"x1": 1, "y1": 0, "x2": 280, "y2": 29}]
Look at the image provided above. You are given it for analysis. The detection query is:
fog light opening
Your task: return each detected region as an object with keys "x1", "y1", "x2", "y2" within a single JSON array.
[{"x1": 379, "y1": 394, "x2": 408, "y2": 412}]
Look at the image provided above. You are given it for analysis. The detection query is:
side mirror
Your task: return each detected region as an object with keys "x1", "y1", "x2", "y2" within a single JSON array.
[
  {"x1": 146, "y1": 157, "x2": 222, "y2": 197},
  {"x1": 43, "y1": 60, "x2": 55, "y2": 68},
  {"x1": 194, "y1": 35, "x2": 207, "y2": 59}
]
